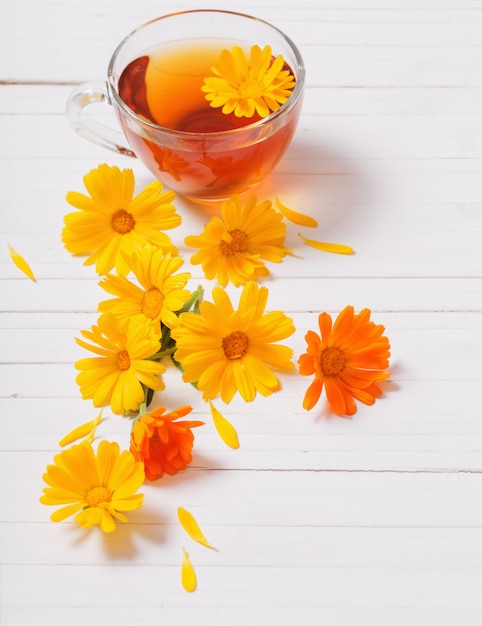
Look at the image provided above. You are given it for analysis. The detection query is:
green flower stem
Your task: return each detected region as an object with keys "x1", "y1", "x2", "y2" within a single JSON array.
[
  {"x1": 139, "y1": 285, "x2": 204, "y2": 412},
  {"x1": 178, "y1": 285, "x2": 204, "y2": 314},
  {"x1": 146, "y1": 345, "x2": 177, "y2": 361}
]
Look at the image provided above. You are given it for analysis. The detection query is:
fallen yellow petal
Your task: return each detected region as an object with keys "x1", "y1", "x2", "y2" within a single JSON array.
[
  {"x1": 275, "y1": 197, "x2": 318, "y2": 228},
  {"x1": 58, "y1": 411, "x2": 103, "y2": 447},
  {"x1": 209, "y1": 402, "x2": 239, "y2": 449},
  {"x1": 178, "y1": 507, "x2": 217, "y2": 550},
  {"x1": 298, "y1": 233, "x2": 354, "y2": 255},
  {"x1": 181, "y1": 548, "x2": 197, "y2": 592},
  {"x1": 8, "y1": 245, "x2": 36, "y2": 281}
]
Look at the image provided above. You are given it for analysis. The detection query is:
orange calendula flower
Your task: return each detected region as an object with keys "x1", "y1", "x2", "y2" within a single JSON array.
[
  {"x1": 201, "y1": 44, "x2": 296, "y2": 119},
  {"x1": 185, "y1": 194, "x2": 290, "y2": 287},
  {"x1": 98, "y1": 246, "x2": 192, "y2": 332},
  {"x1": 40, "y1": 440, "x2": 145, "y2": 533},
  {"x1": 171, "y1": 281, "x2": 295, "y2": 403},
  {"x1": 130, "y1": 405, "x2": 204, "y2": 480},
  {"x1": 62, "y1": 164, "x2": 181, "y2": 275},
  {"x1": 75, "y1": 312, "x2": 165, "y2": 415},
  {"x1": 298, "y1": 306, "x2": 391, "y2": 416}
]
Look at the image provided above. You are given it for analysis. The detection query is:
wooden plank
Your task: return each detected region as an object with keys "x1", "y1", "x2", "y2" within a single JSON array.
[{"x1": 4, "y1": 461, "x2": 482, "y2": 525}]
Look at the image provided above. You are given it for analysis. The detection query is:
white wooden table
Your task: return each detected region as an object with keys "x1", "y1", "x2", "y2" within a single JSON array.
[{"x1": 1, "y1": 0, "x2": 482, "y2": 624}]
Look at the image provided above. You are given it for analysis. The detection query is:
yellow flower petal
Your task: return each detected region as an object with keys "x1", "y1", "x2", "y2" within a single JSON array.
[
  {"x1": 178, "y1": 507, "x2": 217, "y2": 550},
  {"x1": 181, "y1": 548, "x2": 197, "y2": 592},
  {"x1": 275, "y1": 198, "x2": 318, "y2": 228},
  {"x1": 209, "y1": 402, "x2": 240, "y2": 449},
  {"x1": 298, "y1": 233, "x2": 354, "y2": 255},
  {"x1": 58, "y1": 411, "x2": 103, "y2": 447},
  {"x1": 8, "y1": 245, "x2": 36, "y2": 281}
]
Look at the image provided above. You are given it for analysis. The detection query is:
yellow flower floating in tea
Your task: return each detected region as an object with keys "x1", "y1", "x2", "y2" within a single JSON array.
[{"x1": 202, "y1": 44, "x2": 296, "y2": 118}]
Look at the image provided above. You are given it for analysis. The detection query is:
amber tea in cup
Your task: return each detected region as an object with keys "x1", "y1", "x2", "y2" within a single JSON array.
[{"x1": 67, "y1": 10, "x2": 305, "y2": 202}]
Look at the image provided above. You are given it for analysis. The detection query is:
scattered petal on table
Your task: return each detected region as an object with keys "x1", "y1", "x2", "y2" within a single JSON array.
[
  {"x1": 178, "y1": 507, "x2": 217, "y2": 550},
  {"x1": 8, "y1": 244, "x2": 36, "y2": 281},
  {"x1": 209, "y1": 401, "x2": 240, "y2": 449},
  {"x1": 58, "y1": 411, "x2": 103, "y2": 447},
  {"x1": 298, "y1": 233, "x2": 354, "y2": 255},
  {"x1": 275, "y1": 197, "x2": 318, "y2": 227},
  {"x1": 181, "y1": 548, "x2": 197, "y2": 592}
]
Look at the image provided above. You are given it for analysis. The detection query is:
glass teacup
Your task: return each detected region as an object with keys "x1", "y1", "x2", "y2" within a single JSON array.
[{"x1": 67, "y1": 10, "x2": 305, "y2": 203}]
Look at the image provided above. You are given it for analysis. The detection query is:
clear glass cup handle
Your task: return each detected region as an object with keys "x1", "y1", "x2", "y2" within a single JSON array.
[{"x1": 66, "y1": 81, "x2": 136, "y2": 157}]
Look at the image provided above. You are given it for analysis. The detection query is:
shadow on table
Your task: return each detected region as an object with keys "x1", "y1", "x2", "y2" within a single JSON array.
[
  {"x1": 169, "y1": 136, "x2": 374, "y2": 232},
  {"x1": 256, "y1": 137, "x2": 375, "y2": 239}
]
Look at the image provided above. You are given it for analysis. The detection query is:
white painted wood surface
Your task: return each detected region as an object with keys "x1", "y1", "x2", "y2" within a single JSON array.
[{"x1": 1, "y1": 0, "x2": 481, "y2": 624}]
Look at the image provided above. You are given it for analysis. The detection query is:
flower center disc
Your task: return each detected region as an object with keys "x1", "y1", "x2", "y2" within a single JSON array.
[
  {"x1": 142, "y1": 288, "x2": 164, "y2": 319},
  {"x1": 111, "y1": 209, "x2": 136, "y2": 234},
  {"x1": 239, "y1": 80, "x2": 265, "y2": 99},
  {"x1": 86, "y1": 486, "x2": 112, "y2": 507},
  {"x1": 116, "y1": 349, "x2": 131, "y2": 371},
  {"x1": 222, "y1": 330, "x2": 249, "y2": 359},
  {"x1": 320, "y1": 347, "x2": 345, "y2": 376},
  {"x1": 220, "y1": 229, "x2": 249, "y2": 255}
]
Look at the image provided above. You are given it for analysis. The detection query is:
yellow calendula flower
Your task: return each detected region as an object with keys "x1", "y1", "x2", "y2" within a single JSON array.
[
  {"x1": 62, "y1": 164, "x2": 181, "y2": 275},
  {"x1": 201, "y1": 44, "x2": 296, "y2": 119},
  {"x1": 40, "y1": 440, "x2": 144, "y2": 533},
  {"x1": 98, "y1": 246, "x2": 192, "y2": 331},
  {"x1": 184, "y1": 194, "x2": 290, "y2": 287},
  {"x1": 75, "y1": 312, "x2": 165, "y2": 415},
  {"x1": 171, "y1": 282, "x2": 295, "y2": 403}
]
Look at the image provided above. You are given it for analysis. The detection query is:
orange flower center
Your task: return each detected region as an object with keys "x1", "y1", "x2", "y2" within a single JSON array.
[
  {"x1": 320, "y1": 347, "x2": 345, "y2": 376},
  {"x1": 220, "y1": 229, "x2": 249, "y2": 255},
  {"x1": 239, "y1": 80, "x2": 265, "y2": 99},
  {"x1": 111, "y1": 209, "x2": 136, "y2": 234},
  {"x1": 142, "y1": 288, "x2": 164, "y2": 319},
  {"x1": 116, "y1": 349, "x2": 131, "y2": 371},
  {"x1": 222, "y1": 330, "x2": 249, "y2": 359},
  {"x1": 86, "y1": 486, "x2": 112, "y2": 507}
]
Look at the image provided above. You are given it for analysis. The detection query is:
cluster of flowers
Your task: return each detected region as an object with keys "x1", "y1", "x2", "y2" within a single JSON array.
[
  {"x1": 39, "y1": 162, "x2": 390, "y2": 536},
  {"x1": 35, "y1": 44, "x2": 391, "y2": 591}
]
